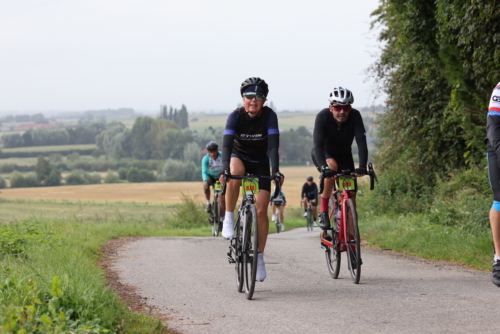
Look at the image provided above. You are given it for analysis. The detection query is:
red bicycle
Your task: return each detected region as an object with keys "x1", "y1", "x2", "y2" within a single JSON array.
[{"x1": 319, "y1": 163, "x2": 377, "y2": 284}]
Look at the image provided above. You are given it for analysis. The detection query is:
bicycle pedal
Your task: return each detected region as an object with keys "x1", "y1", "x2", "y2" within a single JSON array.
[
  {"x1": 320, "y1": 243, "x2": 328, "y2": 251},
  {"x1": 227, "y1": 256, "x2": 235, "y2": 264}
]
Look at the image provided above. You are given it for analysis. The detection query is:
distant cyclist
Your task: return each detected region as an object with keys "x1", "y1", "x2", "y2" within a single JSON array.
[
  {"x1": 219, "y1": 77, "x2": 284, "y2": 282},
  {"x1": 202, "y1": 141, "x2": 225, "y2": 222},
  {"x1": 270, "y1": 186, "x2": 287, "y2": 231},
  {"x1": 311, "y1": 87, "x2": 368, "y2": 230},
  {"x1": 301, "y1": 175, "x2": 318, "y2": 226},
  {"x1": 485, "y1": 81, "x2": 500, "y2": 287}
]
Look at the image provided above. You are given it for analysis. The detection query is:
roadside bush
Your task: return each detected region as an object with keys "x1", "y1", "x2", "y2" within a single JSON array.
[
  {"x1": 9, "y1": 171, "x2": 27, "y2": 188},
  {"x1": 86, "y1": 172, "x2": 102, "y2": 184},
  {"x1": 45, "y1": 169, "x2": 62, "y2": 186},
  {"x1": 104, "y1": 170, "x2": 120, "y2": 184},
  {"x1": 65, "y1": 170, "x2": 87, "y2": 185},
  {"x1": 117, "y1": 167, "x2": 128, "y2": 180},
  {"x1": 0, "y1": 175, "x2": 6, "y2": 188},
  {"x1": 170, "y1": 193, "x2": 207, "y2": 229}
]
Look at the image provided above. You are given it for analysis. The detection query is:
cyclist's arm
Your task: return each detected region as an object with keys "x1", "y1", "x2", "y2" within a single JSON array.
[
  {"x1": 353, "y1": 110, "x2": 368, "y2": 169},
  {"x1": 201, "y1": 154, "x2": 209, "y2": 182},
  {"x1": 313, "y1": 111, "x2": 328, "y2": 167},
  {"x1": 266, "y1": 111, "x2": 280, "y2": 174},
  {"x1": 222, "y1": 111, "x2": 239, "y2": 172},
  {"x1": 301, "y1": 183, "x2": 307, "y2": 198},
  {"x1": 313, "y1": 183, "x2": 318, "y2": 202}
]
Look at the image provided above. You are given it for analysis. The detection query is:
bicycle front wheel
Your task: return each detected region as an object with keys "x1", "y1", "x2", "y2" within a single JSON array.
[
  {"x1": 345, "y1": 198, "x2": 361, "y2": 284},
  {"x1": 275, "y1": 211, "x2": 281, "y2": 233},
  {"x1": 234, "y1": 215, "x2": 244, "y2": 292},
  {"x1": 213, "y1": 196, "x2": 220, "y2": 237},
  {"x1": 307, "y1": 207, "x2": 313, "y2": 231},
  {"x1": 243, "y1": 204, "x2": 258, "y2": 300},
  {"x1": 325, "y1": 229, "x2": 341, "y2": 279}
]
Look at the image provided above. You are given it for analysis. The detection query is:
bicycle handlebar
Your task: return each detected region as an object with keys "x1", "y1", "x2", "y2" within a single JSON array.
[
  {"x1": 221, "y1": 174, "x2": 282, "y2": 200},
  {"x1": 318, "y1": 163, "x2": 378, "y2": 195}
]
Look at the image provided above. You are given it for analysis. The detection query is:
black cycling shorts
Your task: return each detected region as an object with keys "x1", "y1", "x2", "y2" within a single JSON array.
[
  {"x1": 231, "y1": 153, "x2": 271, "y2": 192},
  {"x1": 305, "y1": 197, "x2": 317, "y2": 207},
  {"x1": 311, "y1": 148, "x2": 355, "y2": 173},
  {"x1": 204, "y1": 176, "x2": 217, "y2": 192},
  {"x1": 488, "y1": 150, "x2": 500, "y2": 202}
]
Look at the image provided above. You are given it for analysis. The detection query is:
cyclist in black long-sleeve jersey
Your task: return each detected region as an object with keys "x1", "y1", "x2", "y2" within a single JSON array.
[
  {"x1": 311, "y1": 87, "x2": 368, "y2": 230},
  {"x1": 219, "y1": 77, "x2": 284, "y2": 282}
]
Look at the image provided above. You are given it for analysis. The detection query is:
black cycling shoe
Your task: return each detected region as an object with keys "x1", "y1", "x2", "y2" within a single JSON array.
[
  {"x1": 318, "y1": 212, "x2": 331, "y2": 230},
  {"x1": 205, "y1": 203, "x2": 211, "y2": 213},
  {"x1": 492, "y1": 260, "x2": 500, "y2": 287}
]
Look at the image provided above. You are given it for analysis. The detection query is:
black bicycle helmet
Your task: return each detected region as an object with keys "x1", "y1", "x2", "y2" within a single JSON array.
[
  {"x1": 206, "y1": 141, "x2": 218, "y2": 152},
  {"x1": 306, "y1": 176, "x2": 313, "y2": 181},
  {"x1": 240, "y1": 77, "x2": 269, "y2": 97}
]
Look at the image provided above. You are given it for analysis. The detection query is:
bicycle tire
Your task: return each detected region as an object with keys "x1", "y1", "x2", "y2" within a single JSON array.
[
  {"x1": 214, "y1": 196, "x2": 220, "y2": 237},
  {"x1": 345, "y1": 198, "x2": 361, "y2": 284},
  {"x1": 325, "y1": 229, "x2": 341, "y2": 279},
  {"x1": 243, "y1": 204, "x2": 258, "y2": 300},
  {"x1": 275, "y1": 209, "x2": 281, "y2": 234},
  {"x1": 234, "y1": 215, "x2": 244, "y2": 292},
  {"x1": 307, "y1": 207, "x2": 313, "y2": 231}
]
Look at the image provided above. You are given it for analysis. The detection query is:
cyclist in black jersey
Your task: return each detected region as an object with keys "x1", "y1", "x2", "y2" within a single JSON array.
[
  {"x1": 219, "y1": 77, "x2": 284, "y2": 282},
  {"x1": 301, "y1": 175, "x2": 318, "y2": 226},
  {"x1": 311, "y1": 87, "x2": 368, "y2": 230}
]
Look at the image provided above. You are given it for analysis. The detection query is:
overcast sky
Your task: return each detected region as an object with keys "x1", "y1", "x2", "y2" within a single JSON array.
[{"x1": 0, "y1": 0, "x2": 384, "y2": 114}]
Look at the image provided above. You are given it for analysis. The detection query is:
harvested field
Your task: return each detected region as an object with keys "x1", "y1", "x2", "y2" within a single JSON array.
[{"x1": 0, "y1": 166, "x2": 321, "y2": 206}]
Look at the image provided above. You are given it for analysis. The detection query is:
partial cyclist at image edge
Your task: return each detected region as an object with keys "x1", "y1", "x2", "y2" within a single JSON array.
[
  {"x1": 311, "y1": 86, "x2": 368, "y2": 230},
  {"x1": 202, "y1": 141, "x2": 225, "y2": 219},
  {"x1": 270, "y1": 188, "x2": 287, "y2": 231},
  {"x1": 485, "y1": 81, "x2": 500, "y2": 287},
  {"x1": 302, "y1": 175, "x2": 318, "y2": 226},
  {"x1": 220, "y1": 76, "x2": 284, "y2": 283}
]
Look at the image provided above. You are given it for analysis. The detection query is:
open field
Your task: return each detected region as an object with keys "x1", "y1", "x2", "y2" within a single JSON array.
[
  {"x1": 1, "y1": 143, "x2": 97, "y2": 153},
  {"x1": 0, "y1": 165, "x2": 321, "y2": 206}
]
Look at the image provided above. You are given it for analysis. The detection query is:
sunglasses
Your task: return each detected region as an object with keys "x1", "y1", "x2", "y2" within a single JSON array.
[
  {"x1": 331, "y1": 105, "x2": 350, "y2": 112},
  {"x1": 243, "y1": 92, "x2": 266, "y2": 101}
]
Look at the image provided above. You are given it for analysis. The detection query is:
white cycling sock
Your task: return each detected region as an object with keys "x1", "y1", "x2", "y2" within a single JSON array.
[
  {"x1": 224, "y1": 211, "x2": 234, "y2": 223},
  {"x1": 495, "y1": 255, "x2": 500, "y2": 261},
  {"x1": 206, "y1": 200, "x2": 210, "y2": 205}
]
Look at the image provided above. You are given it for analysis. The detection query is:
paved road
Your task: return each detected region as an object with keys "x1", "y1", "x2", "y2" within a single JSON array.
[{"x1": 114, "y1": 228, "x2": 500, "y2": 333}]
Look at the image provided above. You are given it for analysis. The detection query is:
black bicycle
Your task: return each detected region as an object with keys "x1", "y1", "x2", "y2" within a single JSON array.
[
  {"x1": 208, "y1": 181, "x2": 223, "y2": 237},
  {"x1": 225, "y1": 174, "x2": 280, "y2": 300}
]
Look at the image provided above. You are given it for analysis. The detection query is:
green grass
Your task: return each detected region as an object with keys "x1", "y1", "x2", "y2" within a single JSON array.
[{"x1": 1, "y1": 144, "x2": 97, "y2": 153}]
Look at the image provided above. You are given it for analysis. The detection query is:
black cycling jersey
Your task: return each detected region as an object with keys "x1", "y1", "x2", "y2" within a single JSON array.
[
  {"x1": 313, "y1": 107, "x2": 368, "y2": 169},
  {"x1": 222, "y1": 106, "x2": 280, "y2": 174},
  {"x1": 301, "y1": 182, "x2": 318, "y2": 201}
]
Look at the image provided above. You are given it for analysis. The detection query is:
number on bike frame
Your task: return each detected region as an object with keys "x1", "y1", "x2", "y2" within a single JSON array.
[
  {"x1": 241, "y1": 178, "x2": 259, "y2": 195},
  {"x1": 214, "y1": 181, "x2": 223, "y2": 193},
  {"x1": 338, "y1": 175, "x2": 356, "y2": 191}
]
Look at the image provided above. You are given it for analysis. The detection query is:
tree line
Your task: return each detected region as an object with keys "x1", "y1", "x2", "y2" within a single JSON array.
[{"x1": 371, "y1": 0, "x2": 500, "y2": 181}]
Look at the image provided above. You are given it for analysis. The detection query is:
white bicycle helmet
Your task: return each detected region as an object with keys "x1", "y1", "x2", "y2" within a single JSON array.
[{"x1": 328, "y1": 87, "x2": 354, "y2": 105}]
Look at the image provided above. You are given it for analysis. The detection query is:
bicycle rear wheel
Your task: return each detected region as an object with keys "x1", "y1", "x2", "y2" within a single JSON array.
[
  {"x1": 325, "y1": 229, "x2": 341, "y2": 278},
  {"x1": 234, "y1": 215, "x2": 244, "y2": 292},
  {"x1": 243, "y1": 204, "x2": 258, "y2": 300},
  {"x1": 345, "y1": 198, "x2": 361, "y2": 283}
]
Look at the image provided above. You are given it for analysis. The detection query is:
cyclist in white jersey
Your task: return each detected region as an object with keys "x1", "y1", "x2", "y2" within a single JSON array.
[
  {"x1": 485, "y1": 82, "x2": 500, "y2": 287},
  {"x1": 202, "y1": 141, "x2": 225, "y2": 217}
]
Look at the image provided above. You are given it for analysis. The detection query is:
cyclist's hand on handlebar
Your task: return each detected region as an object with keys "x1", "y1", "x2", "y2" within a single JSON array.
[
  {"x1": 220, "y1": 169, "x2": 230, "y2": 184},
  {"x1": 354, "y1": 167, "x2": 367, "y2": 177},
  {"x1": 274, "y1": 171, "x2": 284, "y2": 185},
  {"x1": 321, "y1": 166, "x2": 336, "y2": 178}
]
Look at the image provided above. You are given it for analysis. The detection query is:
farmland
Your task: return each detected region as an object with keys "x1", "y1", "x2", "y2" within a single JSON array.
[{"x1": 0, "y1": 165, "x2": 320, "y2": 207}]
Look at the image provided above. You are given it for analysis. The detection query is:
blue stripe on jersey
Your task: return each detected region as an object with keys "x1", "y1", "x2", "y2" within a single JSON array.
[
  {"x1": 488, "y1": 111, "x2": 500, "y2": 116},
  {"x1": 268, "y1": 129, "x2": 279, "y2": 134},
  {"x1": 224, "y1": 129, "x2": 236, "y2": 135}
]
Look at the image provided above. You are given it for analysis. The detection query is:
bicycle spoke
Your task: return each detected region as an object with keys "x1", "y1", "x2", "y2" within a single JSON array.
[{"x1": 345, "y1": 198, "x2": 361, "y2": 284}]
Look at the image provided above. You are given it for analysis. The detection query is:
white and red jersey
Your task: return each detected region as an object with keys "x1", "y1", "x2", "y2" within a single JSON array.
[
  {"x1": 486, "y1": 82, "x2": 500, "y2": 155},
  {"x1": 488, "y1": 82, "x2": 500, "y2": 116}
]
